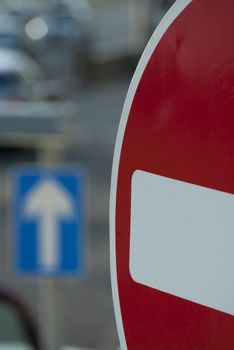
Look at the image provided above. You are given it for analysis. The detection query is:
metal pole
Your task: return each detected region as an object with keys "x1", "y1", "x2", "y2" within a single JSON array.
[{"x1": 37, "y1": 140, "x2": 65, "y2": 350}]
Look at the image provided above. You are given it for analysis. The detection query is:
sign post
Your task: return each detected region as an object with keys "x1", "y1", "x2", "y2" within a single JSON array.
[
  {"x1": 13, "y1": 167, "x2": 85, "y2": 350},
  {"x1": 110, "y1": 0, "x2": 234, "y2": 348}
]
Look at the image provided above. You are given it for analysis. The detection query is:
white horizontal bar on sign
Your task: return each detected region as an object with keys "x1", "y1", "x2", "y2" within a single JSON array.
[{"x1": 130, "y1": 170, "x2": 234, "y2": 315}]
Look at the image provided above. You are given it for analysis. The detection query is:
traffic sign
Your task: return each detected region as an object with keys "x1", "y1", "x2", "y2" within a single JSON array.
[
  {"x1": 110, "y1": 0, "x2": 234, "y2": 348},
  {"x1": 12, "y1": 168, "x2": 85, "y2": 276}
]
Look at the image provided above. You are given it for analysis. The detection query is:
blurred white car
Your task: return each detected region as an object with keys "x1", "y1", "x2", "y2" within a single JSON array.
[{"x1": 0, "y1": 48, "x2": 42, "y2": 101}]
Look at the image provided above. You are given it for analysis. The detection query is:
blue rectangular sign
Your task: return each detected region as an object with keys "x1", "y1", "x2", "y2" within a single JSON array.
[{"x1": 12, "y1": 168, "x2": 86, "y2": 277}]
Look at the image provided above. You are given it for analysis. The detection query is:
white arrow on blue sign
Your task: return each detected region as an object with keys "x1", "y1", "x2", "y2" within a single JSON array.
[{"x1": 12, "y1": 168, "x2": 86, "y2": 277}]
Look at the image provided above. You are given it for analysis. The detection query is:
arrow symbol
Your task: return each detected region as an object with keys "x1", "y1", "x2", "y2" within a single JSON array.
[{"x1": 24, "y1": 178, "x2": 74, "y2": 272}]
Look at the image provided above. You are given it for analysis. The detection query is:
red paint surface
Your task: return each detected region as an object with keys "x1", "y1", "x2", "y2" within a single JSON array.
[{"x1": 115, "y1": 0, "x2": 234, "y2": 348}]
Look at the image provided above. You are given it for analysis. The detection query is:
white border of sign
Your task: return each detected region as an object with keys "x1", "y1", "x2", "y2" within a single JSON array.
[{"x1": 110, "y1": 0, "x2": 193, "y2": 348}]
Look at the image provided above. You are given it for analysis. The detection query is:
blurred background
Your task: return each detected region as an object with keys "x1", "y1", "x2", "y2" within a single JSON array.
[{"x1": 0, "y1": 0, "x2": 174, "y2": 349}]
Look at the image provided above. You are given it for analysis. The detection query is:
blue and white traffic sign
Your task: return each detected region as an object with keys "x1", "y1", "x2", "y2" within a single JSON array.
[{"x1": 12, "y1": 168, "x2": 86, "y2": 277}]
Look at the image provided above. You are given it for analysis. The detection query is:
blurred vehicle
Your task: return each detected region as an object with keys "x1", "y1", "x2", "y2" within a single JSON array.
[
  {"x1": 0, "y1": 290, "x2": 39, "y2": 350},
  {"x1": 0, "y1": 48, "x2": 42, "y2": 101},
  {"x1": 21, "y1": 0, "x2": 93, "y2": 83},
  {"x1": 0, "y1": 9, "x2": 45, "y2": 102}
]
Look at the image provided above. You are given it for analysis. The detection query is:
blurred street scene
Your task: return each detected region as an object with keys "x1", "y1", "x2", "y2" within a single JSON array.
[{"x1": 0, "y1": 0, "x2": 173, "y2": 349}]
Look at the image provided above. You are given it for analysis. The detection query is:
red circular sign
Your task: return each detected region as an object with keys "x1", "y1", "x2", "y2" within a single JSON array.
[{"x1": 110, "y1": 0, "x2": 234, "y2": 349}]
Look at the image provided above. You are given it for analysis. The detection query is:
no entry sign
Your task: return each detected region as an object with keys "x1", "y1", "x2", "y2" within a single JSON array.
[{"x1": 110, "y1": 0, "x2": 234, "y2": 349}]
